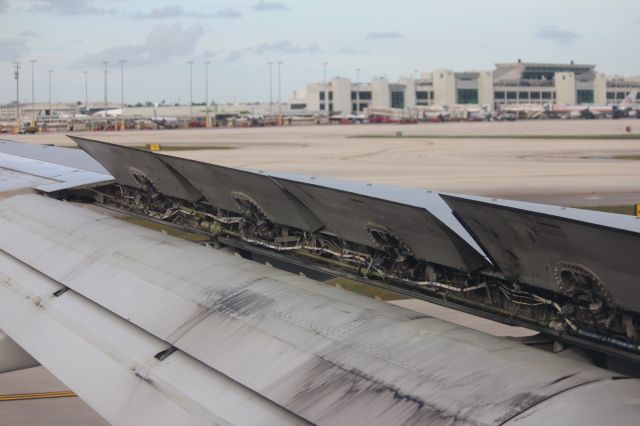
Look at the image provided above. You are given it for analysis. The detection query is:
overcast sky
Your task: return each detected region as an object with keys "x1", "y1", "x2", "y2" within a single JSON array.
[{"x1": 1, "y1": 0, "x2": 638, "y2": 105}]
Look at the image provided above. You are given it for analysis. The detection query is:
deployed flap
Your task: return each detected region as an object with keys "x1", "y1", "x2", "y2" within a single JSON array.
[
  {"x1": 442, "y1": 194, "x2": 640, "y2": 313},
  {"x1": 70, "y1": 136, "x2": 203, "y2": 203},
  {"x1": 70, "y1": 138, "x2": 486, "y2": 269},
  {"x1": 159, "y1": 155, "x2": 324, "y2": 232},
  {"x1": 271, "y1": 173, "x2": 490, "y2": 271}
]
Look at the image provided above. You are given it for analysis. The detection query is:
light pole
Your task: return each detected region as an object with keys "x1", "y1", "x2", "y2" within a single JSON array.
[
  {"x1": 355, "y1": 68, "x2": 361, "y2": 115},
  {"x1": 277, "y1": 61, "x2": 283, "y2": 123},
  {"x1": 205, "y1": 60, "x2": 210, "y2": 128},
  {"x1": 83, "y1": 71, "x2": 90, "y2": 130},
  {"x1": 101, "y1": 61, "x2": 108, "y2": 123},
  {"x1": 30, "y1": 59, "x2": 37, "y2": 127},
  {"x1": 13, "y1": 61, "x2": 20, "y2": 130},
  {"x1": 47, "y1": 70, "x2": 53, "y2": 118},
  {"x1": 119, "y1": 59, "x2": 126, "y2": 130},
  {"x1": 267, "y1": 62, "x2": 273, "y2": 117},
  {"x1": 322, "y1": 62, "x2": 328, "y2": 116},
  {"x1": 187, "y1": 60, "x2": 194, "y2": 124}
]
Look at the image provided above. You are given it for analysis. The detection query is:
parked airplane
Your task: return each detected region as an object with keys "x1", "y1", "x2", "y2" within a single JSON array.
[
  {"x1": 547, "y1": 91, "x2": 638, "y2": 119},
  {"x1": 150, "y1": 116, "x2": 180, "y2": 128}
]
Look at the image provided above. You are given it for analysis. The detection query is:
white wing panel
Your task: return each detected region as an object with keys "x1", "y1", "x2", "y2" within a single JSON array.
[
  {"x1": 0, "y1": 247, "x2": 305, "y2": 426},
  {"x1": 1, "y1": 194, "x2": 637, "y2": 425}
]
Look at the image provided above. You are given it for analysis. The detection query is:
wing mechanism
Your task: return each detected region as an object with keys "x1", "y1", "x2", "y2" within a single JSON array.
[{"x1": 34, "y1": 135, "x2": 640, "y2": 362}]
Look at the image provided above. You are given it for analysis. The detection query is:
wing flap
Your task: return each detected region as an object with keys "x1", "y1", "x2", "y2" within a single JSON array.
[
  {"x1": 443, "y1": 194, "x2": 640, "y2": 312},
  {"x1": 0, "y1": 194, "x2": 628, "y2": 426}
]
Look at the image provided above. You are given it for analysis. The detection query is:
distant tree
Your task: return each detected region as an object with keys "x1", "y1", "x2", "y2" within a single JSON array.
[{"x1": 144, "y1": 101, "x2": 153, "y2": 107}]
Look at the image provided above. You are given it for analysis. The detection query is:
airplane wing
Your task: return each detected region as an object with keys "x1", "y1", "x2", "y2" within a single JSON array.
[
  {"x1": 0, "y1": 139, "x2": 112, "y2": 193},
  {"x1": 1, "y1": 138, "x2": 639, "y2": 425}
]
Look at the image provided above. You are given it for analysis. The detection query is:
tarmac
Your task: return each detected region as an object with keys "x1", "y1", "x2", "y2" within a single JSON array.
[
  {"x1": 2, "y1": 119, "x2": 639, "y2": 424},
  {"x1": 9, "y1": 118, "x2": 640, "y2": 206}
]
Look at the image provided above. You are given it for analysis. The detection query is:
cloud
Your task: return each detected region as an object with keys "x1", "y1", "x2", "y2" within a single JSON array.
[
  {"x1": 134, "y1": 5, "x2": 185, "y2": 19},
  {"x1": 133, "y1": 5, "x2": 241, "y2": 19},
  {"x1": 0, "y1": 0, "x2": 8, "y2": 13},
  {"x1": 536, "y1": 26, "x2": 580, "y2": 45},
  {"x1": 200, "y1": 50, "x2": 220, "y2": 60},
  {"x1": 28, "y1": 0, "x2": 116, "y2": 15},
  {"x1": 339, "y1": 46, "x2": 370, "y2": 55},
  {"x1": 18, "y1": 30, "x2": 40, "y2": 37},
  {"x1": 225, "y1": 40, "x2": 320, "y2": 62},
  {"x1": 252, "y1": 1, "x2": 288, "y2": 11},
  {"x1": 76, "y1": 23, "x2": 205, "y2": 66},
  {"x1": 365, "y1": 31, "x2": 404, "y2": 40},
  {"x1": 0, "y1": 37, "x2": 28, "y2": 60},
  {"x1": 214, "y1": 8, "x2": 242, "y2": 18}
]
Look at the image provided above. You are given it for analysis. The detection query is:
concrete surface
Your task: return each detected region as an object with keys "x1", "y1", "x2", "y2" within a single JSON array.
[
  {"x1": 9, "y1": 119, "x2": 640, "y2": 206},
  {"x1": 0, "y1": 367, "x2": 108, "y2": 426}
]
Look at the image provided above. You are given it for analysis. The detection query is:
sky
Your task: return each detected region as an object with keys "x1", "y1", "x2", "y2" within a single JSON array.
[{"x1": 0, "y1": 0, "x2": 639, "y2": 105}]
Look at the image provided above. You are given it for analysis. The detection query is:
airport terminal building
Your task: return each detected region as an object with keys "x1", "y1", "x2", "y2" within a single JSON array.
[{"x1": 288, "y1": 61, "x2": 640, "y2": 114}]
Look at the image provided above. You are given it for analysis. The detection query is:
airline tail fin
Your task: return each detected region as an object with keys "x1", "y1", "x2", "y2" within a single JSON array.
[{"x1": 620, "y1": 91, "x2": 638, "y2": 108}]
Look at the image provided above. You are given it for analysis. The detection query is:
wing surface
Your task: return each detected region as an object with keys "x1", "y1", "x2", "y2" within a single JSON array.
[
  {"x1": 0, "y1": 140, "x2": 112, "y2": 193},
  {"x1": 1, "y1": 194, "x2": 639, "y2": 425}
]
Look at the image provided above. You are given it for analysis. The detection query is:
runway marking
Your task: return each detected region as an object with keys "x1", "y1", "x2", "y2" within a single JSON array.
[{"x1": 0, "y1": 390, "x2": 77, "y2": 401}]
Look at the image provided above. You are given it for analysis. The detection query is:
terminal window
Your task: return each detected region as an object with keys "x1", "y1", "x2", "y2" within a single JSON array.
[
  {"x1": 319, "y1": 92, "x2": 325, "y2": 101},
  {"x1": 351, "y1": 91, "x2": 372, "y2": 100},
  {"x1": 519, "y1": 92, "x2": 529, "y2": 100},
  {"x1": 457, "y1": 89, "x2": 478, "y2": 104},
  {"x1": 506, "y1": 92, "x2": 517, "y2": 100},
  {"x1": 531, "y1": 92, "x2": 541, "y2": 99},
  {"x1": 577, "y1": 90, "x2": 594, "y2": 104},
  {"x1": 616, "y1": 92, "x2": 626, "y2": 100},
  {"x1": 542, "y1": 92, "x2": 551, "y2": 99},
  {"x1": 607, "y1": 92, "x2": 615, "y2": 100},
  {"x1": 416, "y1": 91, "x2": 429, "y2": 100},
  {"x1": 494, "y1": 92, "x2": 505, "y2": 99},
  {"x1": 391, "y1": 91, "x2": 405, "y2": 108}
]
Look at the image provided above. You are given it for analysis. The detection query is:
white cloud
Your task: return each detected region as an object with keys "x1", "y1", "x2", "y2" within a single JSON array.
[
  {"x1": 77, "y1": 23, "x2": 205, "y2": 66},
  {"x1": 215, "y1": 8, "x2": 242, "y2": 18},
  {"x1": 252, "y1": 1, "x2": 289, "y2": 11},
  {"x1": 339, "y1": 46, "x2": 370, "y2": 55},
  {"x1": 29, "y1": 0, "x2": 116, "y2": 15},
  {"x1": 365, "y1": 31, "x2": 404, "y2": 40},
  {"x1": 133, "y1": 5, "x2": 241, "y2": 19},
  {"x1": 225, "y1": 40, "x2": 320, "y2": 62},
  {"x1": 536, "y1": 26, "x2": 580, "y2": 45},
  {"x1": 0, "y1": 37, "x2": 28, "y2": 60}
]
